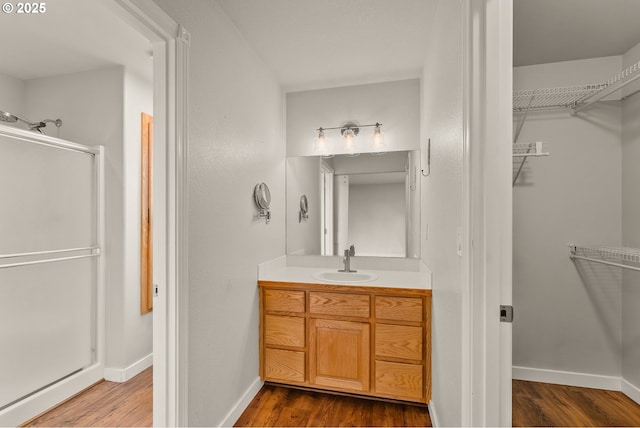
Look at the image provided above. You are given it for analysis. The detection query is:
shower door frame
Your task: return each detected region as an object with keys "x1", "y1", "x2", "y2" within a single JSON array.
[{"x1": 0, "y1": 128, "x2": 106, "y2": 427}]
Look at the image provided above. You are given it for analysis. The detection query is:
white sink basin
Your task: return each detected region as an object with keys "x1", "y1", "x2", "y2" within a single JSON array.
[{"x1": 312, "y1": 270, "x2": 378, "y2": 284}]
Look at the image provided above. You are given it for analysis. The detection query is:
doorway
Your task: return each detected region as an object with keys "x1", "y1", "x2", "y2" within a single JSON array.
[{"x1": 0, "y1": 1, "x2": 187, "y2": 425}]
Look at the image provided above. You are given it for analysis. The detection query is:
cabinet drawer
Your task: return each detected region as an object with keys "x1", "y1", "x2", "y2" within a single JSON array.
[
  {"x1": 375, "y1": 360, "x2": 423, "y2": 401},
  {"x1": 375, "y1": 296, "x2": 423, "y2": 322},
  {"x1": 310, "y1": 292, "x2": 370, "y2": 318},
  {"x1": 376, "y1": 324, "x2": 423, "y2": 361},
  {"x1": 264, "y1": 289, "x2": 305, "y2": 313},
  {"x1": 265, "y1": 315, "x2": 305, "y2": 348},
  {"x1": 264, "y1": 348, "x2": 305, "y2": 383}
]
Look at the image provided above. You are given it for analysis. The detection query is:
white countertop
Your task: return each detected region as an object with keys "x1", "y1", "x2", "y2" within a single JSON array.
[{"x1": 258, "y1": 255, "x2": 432, "y2": 290}]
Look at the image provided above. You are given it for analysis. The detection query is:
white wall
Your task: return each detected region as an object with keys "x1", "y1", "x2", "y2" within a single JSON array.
[
  {"x1": 0, "y1": 72, "x2": 25, "y2": 121},
  {"x1": 513, "y1": 58, "x2": 623, "y2": 379},
  {"x1": 420, "y1": 0, "x2": 465, "y2": 425},
  {"x1": 622, "y1": 41, "x2": 640, "y2": 392},
  {"x1": 349, "y1": 182, "x2": 405, "y2": 257},
  {"x1": 151, "y1": 0, "x2": 286, "y2": 425},
  {"x1": 23, "y1": 66, "x2": 153, "y2": 375},
  {"x1": 286, "y1": 79, "x2": 420, "y2": 157},
  {"x1": 123, "y1": 70, "x2": 154, "y2": 368}
]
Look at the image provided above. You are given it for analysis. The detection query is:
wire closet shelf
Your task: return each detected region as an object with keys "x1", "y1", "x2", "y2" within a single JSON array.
[
  {"x1": 513, "y1": 84, "x2": 606, "y2": 112},
  {"x1": 569, "y1": 245, "x2": 640, "y2": 273},
  {"x1": 513, "y1": 141, "x2": 549, "y2": 158},
  {"x1": 513, "y1": 59, "x2": 640, "y2": 113}
]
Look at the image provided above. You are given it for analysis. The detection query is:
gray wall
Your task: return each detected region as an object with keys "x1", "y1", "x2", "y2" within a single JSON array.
[
  {"x1": 151, "y1": 0, "x2": 286, "y2": 425},
  {"x1": 513, "y1": 58, "x2": 623, "y2": 378},
  {"x1": 622, "y1": 42, "x2": 640, "y2": 392},
  {"x1": 0, "y1": 73, "x2": 24, "y2": 118}
]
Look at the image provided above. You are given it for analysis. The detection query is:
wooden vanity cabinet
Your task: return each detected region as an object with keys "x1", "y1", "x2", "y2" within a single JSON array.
[{"x1": 259, "y1": 281, "x2": 431, "y2": 404}]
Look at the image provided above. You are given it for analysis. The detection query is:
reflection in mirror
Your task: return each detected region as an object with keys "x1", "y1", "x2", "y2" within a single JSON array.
[
  {"x1": 286, "y1": 151, "x2": 421, "y2": 258},
  {"x1": 299, "y1": 195, "x2": 309, "y2": 222}
]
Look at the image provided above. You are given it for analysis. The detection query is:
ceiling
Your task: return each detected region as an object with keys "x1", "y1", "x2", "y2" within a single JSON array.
[
  {"x1": 0, "y1": 0, "x2": 151, "y2": 81},
  {"x1": 216, "y1": 0, "x2": 438, "y2": 92},
  {"x1": 219, "y1": 0, "x2": 640, "y2": 89},
  {"x1": 514, "y1": 0, "x2": 640, "y2": 67},
  {"x1": 2, "y1": 1, "x2": 640, "y2": 87}
]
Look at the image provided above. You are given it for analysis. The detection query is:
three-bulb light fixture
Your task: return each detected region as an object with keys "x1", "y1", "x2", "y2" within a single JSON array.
[{"x1": 315, "y1": 122, "x2": 385, "y2": 155}]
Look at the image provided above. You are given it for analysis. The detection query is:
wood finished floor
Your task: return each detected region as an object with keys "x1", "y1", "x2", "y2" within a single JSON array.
[
  {"x1": 234, "y1": 384, "x2": 431, "y2": 427},
  {"x1": 20, "y1": 370, "x2": 640, "y2": 427},
  {"x1": 22, "y1": 367, "x2": 152, "y2": 427},
  {"x1": 513, "y1": 379, "x2": 640, "y2": 427}
]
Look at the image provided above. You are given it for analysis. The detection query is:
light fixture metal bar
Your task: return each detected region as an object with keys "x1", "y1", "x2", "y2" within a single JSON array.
[{"x1": 316, "y1": 122, "x2": 382, "y2": 132}]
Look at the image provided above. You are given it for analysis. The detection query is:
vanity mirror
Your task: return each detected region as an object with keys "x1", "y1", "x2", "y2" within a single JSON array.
[{"x1": 286, "y1": 150, "x2": 421, "y2": 258}]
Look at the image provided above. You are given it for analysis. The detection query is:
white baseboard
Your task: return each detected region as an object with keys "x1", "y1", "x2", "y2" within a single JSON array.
[
  {"x1": 104, "y1": 353, "x2": 153, "y2": 383},
  {"x1": 218, "y1": 377, "x2": 264, "y2": 427},
  {"x1": 514, "y1": 366, "x2": 640, "y2": 409},
  {"x1": 0, "y1": 363, "x2": 103, "y2": 427},
  {"x1": 623, "y1": 379, "x2": 640, "y2": 406},
  {"x1": 513, "y1": 366, "x2": 621, "y2": 391},
  {"x1": 427, "y1": 400, "x2": 440, "y2": 427}
]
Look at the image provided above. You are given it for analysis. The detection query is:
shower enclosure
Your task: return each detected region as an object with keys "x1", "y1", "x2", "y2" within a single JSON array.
[{"x1": 0, "y1": 125, "x2": 105, "y2": 426}]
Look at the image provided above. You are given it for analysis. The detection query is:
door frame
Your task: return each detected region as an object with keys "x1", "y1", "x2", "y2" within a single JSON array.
[
  {"x1": 111, "y1": 1, "x2": 189, "y2": 426},
  {"x1": 111, "y1": 1, "x2": 515, "y2": 426},
  {"x1": 319, "y1": 162, "x2": 334, "y2": 256},
  {"x1": 462, "y1": 0, "x2": 513, "y2": 426}
]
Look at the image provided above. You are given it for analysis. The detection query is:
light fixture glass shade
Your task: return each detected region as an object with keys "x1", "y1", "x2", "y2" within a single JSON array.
[
  {"x1": 371, "y1": 124, "x2": 385, "y2": 151},
  {"x1": 343, "y1": 128, "x2": 357, "y2": 153},
  {"x1": 315, "y1": 129, "x2": 329, "y2": 154}
]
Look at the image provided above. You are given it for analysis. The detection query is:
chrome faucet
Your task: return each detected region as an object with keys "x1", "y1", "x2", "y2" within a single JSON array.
[{"x1": 339, "y1": 245, "x2": 357, "y2": 273}]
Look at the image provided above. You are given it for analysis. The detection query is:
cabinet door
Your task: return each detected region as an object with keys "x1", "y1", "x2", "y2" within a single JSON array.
[{"x1": 309, "y1": 318, "x2": 370, "y2": 392}]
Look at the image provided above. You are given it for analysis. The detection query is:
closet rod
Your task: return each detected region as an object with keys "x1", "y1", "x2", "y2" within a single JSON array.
[
  {"x1": 0, "y1": 253, "x2": 99, "y2": 269},
  {"x1": 570, "y1": 254, "x2": 640, "y2": 273},
  {"x1": 0, "y1": 246, "x2": 99, "y2": 260}
]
